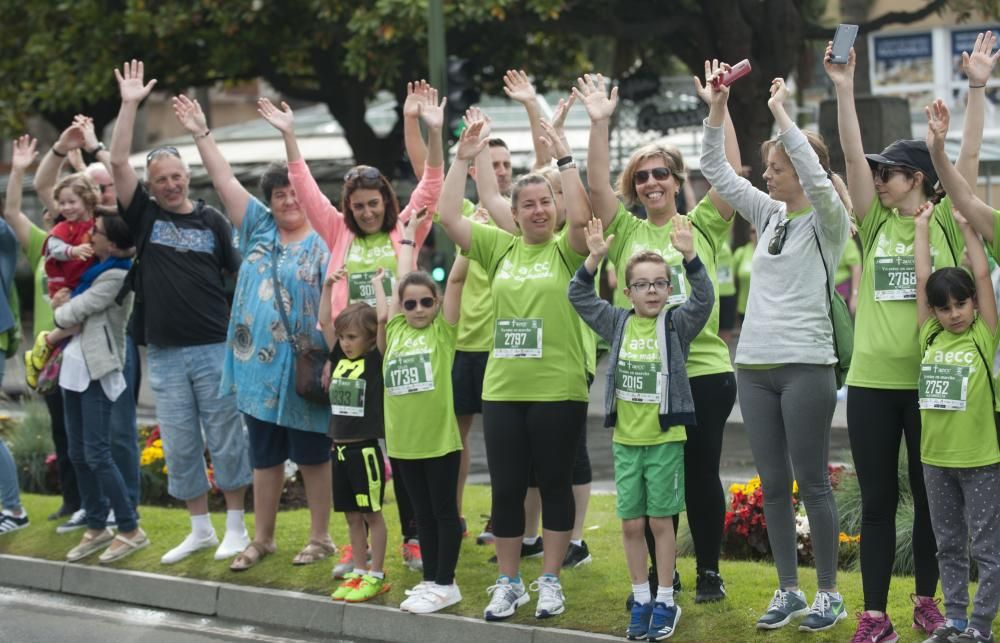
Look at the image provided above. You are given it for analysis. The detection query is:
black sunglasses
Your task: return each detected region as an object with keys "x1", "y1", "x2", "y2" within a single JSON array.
[
  {"x1": 768, "y1": 218, "x2": 790, "y2": 255},
  {"x1": 628, "y1": 279, "x2": 671, "y2": 293},
  {"x1": 402, "y1": 297, "x2": 435, "y2": 311},
  {"x1": 146, "y1": 146, "x2": 180, "y2": 164},
  {"x1": 634, "y1": 167, "x2": 672, "y2": 185},
  {"x1": 872, "y1": 164, "x2": 911, "y2": 184},
  {"x1": 345, "y1": 166, "x2": 382, "y2": 184}
]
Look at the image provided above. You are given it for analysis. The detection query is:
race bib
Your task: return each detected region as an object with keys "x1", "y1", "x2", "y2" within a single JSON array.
[
  {"x1": 385, "y1": 352, "x2": 434, "y2": 395},
  {"x1": 493, "y1": 318, "x2": 543, "y2": 358},
  {"x1": 716, "y1": 265, "x2": 733, "y2": 288},
  {"x1": 667, "y1": 265, "x2": 688, "y2": 305},
  {"x1": 348, "y1": 270, "x2": 393, "y2": 306},
  {"x1": 873, "y1": 256, "x2": 916, "y2": 301},
  {"x1": 918, "y1": 363, "x2": 969, "y2": 411},
  {"x1": 329, "y1": 378, "x2": 366, "y2": 417},
  {"x1": 615, "y1": 359, "x2": 662, "y2": 404}
]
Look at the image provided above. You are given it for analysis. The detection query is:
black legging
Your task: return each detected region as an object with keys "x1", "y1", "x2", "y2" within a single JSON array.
[
  {"x1": 45, "y1": 388, "x2": 79, "y2": 513},
  {"x1": 395, "y1": 450, "x2": 462, "y2": 585},
  {"x1": 647, "y1": 372, "x2": 736, "y2": 579},
  {"x1": 389, "y1": 457, "x2": 418, "y2": 542},
  {"x1": 847, "y1": 386, "x2": 938, "y2": 612},
  {"x1": 483, "y1": 400, "x2": 587, "y2": 536}
]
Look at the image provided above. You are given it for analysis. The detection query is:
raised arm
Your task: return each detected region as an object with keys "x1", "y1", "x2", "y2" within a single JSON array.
[
  {"x1": 319, "y1": 269, "x2": 346, "y2": 349},
  {"x1": 926, "y1": 99, "x2": 995, "y2": 241},
  {"x1": 74, "y1": 115, "x2": 112, "y2": 174},
  {"x1": 437, "y1": 122, "x2": 487, "y2": 252},
  {"x1": 174, "y1": 94, "x2": 250, "y2": 225},
  {"x1": 372, "y1": 267, "x2": 390, "y2": 355},
  {"x1": 914, "y1": 202, "x2": 934, "y2": 327},
  {"x1": 403, "y1": 80, "x2": 430, "y2": 178},
  {"x1": 568, "y1": 217, "x2": 620, "y2": 344},
  {"x1": 825, "y1": 45, "x2": 875, "y2": 223},
  {"x1": 466, "y1": 108, "x2": 515, "y2": 233},
  {"x1": 417, "y1": 86, "x2": 445, "y2": 172},
  {"x1": 4, "y1": 136, "x2": 40, "y2": 249},
  {"x1": 575, "y1": 73, "x2": 620, "y2": 225},
  {"x1": 35, "y1": 123, "x2": 85, "y2": 214},
  {"x1": 957, "y1": 210, "x2": 997, "y2": 332},
  {"x1": 110, "y1": 60, "x2": 157, "y2": 210},
  {"x1": 692, "y1": 60, "x2": 742, "y2": 220},
  {"x1": 955, "y1": 32, "x2": 1000, "y2": 186},
  {"x1": 502, "y1": 70, "x2": 549, "y2": 169},
  {"x1": 538, "y1": 118, "x2": 588, "y2": 255},
  {"x1": 443, "y1": 254, "x2": 469, "y2": 325}
]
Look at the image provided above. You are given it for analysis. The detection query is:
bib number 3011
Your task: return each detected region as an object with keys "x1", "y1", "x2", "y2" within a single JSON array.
[
  {"x1": 493, "y1": 318, "x2": 543, "y2": 358},
  {"x1": 385, "y1": 353, "x2": 435, "y2": 395},
  {"x1": 918, "y1": 363, "x2": 969, "y2": 411}
]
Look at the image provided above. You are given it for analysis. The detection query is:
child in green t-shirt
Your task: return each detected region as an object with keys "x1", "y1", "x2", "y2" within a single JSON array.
[
  {"x1": 569, "y1": 217, "x2": 713, "y2": 641},
  {"x1": 915, "y1": 202, "x2": 1000, "y2": 642},
  {"x1": 373, "y1": 210, "x2": 468, "y2": 615}
]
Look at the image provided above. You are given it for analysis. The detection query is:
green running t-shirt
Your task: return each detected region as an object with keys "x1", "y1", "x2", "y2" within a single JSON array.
[
  {"x1": 455, "y1": 199, "x2": 495, "y2": 352},
  {"x1": 344, "y1": 232, "x2": 396, "y2": 307}
]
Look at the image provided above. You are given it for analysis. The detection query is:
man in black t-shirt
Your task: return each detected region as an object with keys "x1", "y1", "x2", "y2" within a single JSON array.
[{"x1": 110, "y1": 60, "x2": 252, "y2": 565}]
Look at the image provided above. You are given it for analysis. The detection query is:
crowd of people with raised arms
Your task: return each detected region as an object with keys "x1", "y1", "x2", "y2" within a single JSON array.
[{"x1": 2, "y1": 31, "x2": 1000, "y2": 643}]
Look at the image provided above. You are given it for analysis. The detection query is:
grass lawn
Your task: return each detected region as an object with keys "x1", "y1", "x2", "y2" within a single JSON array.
[{"x1": 0, "y1": 485, "x2": 987, "y2": 642}]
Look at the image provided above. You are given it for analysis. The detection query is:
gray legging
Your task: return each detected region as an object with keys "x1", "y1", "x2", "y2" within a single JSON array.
[{"x1": 738, "y1": 364, "x2": 839, "y2": 590}]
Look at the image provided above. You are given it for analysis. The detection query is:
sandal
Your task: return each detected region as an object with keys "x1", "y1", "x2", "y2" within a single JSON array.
[
  {"x1": 99, "y1": 529, "x2": 150, "y2": 564},
  {"x1": 229, "y1": 541, "x2": 276, "y2": 572},
  {"x1": 292, "y1": 539, "x2": 337, "y2": 565}
]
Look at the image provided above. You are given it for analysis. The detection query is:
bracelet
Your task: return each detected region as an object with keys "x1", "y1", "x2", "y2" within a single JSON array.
[
  {"x1": 194, "y1": 129, "x2": 211, "y2": 139},
  {"x1": 51, "y1": 147, "x2": 67, "y2": 158},
  {"x1": 399, "y1": 239, "x2": 415, "y2": 246},
  {"x1": 556, "y1": 155, "x2": 573, "y2": 167},
  {"x1": 558, "y1": 162, "x2": 577, "y2": 172},
  {"x1": 969, "y1": 83, "x2": 987, "y2": 89}
]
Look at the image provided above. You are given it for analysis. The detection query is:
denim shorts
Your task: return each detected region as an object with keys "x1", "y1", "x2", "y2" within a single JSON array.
[
  {"x1": 148, "y1": 343, "x2": 252, "y2": 501},
  {"x1": 245, "y1": 415, "x2": 331, "y2": 469}
]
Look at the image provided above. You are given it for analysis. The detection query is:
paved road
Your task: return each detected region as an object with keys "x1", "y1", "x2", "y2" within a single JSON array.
[{"x1": 0, "y1": 585, "x2": 373, "y2": 643}]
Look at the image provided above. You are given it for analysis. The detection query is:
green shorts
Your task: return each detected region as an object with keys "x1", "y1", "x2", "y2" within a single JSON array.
[{"x1": 613, "y1": 441, "x2": 685, "y2": 520}]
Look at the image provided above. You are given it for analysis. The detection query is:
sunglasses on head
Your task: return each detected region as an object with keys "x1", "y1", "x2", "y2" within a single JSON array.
[
  {"x1": 345, "y1": 166, "x2": 382, "y2": 185},
  {"x1": 634, "y1": 167, "x2": 672, "y2": 185},
  {"x1": 628, "y1": 279, "x2": 671, "y2": 293},
  {"x1": 768, "y1": 218, "x2": 790, "y2": 255},
  {"x1": 402, "y1": 297, "x2": 435, "y2": 311},
  {"x1": 872, "y1": 164, "x2": 911, "y2": 184},
  {"x1": 146, "y1": 146, "x2": 180, "y2": 164}
]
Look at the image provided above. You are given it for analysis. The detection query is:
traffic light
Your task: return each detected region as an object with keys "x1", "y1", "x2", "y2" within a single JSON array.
[{"x1": 445, "y1": 56, "x2": 480, "y2": 144}]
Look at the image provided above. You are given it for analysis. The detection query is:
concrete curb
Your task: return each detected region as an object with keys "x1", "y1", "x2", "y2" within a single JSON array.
[{"x1": 0, "y1": 554, "x2": 617, "y2": 642}]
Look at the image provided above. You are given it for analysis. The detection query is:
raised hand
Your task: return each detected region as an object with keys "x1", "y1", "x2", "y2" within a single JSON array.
[
  {"x1": 823, "y1": 42, "x2": 856, "y2": 86},
  {"x1": 371, "y1": 267, "x2": 386, "y2": 284},
  {"x1": 11, "y1": 135, "x2": 38, "y2": 171},
  {"x1": 538, "y1": 118, "x2": 569, "y2": 159},
  {"x1": 962, "y1": 31, "x2": 1000, "y2": 87},
  {"x1": 924, "y1": 99, "x2": 951, "y2": 151},
  {"x1": 402, "y1": 206, "x2": 428, "y2": 240},
  {"x1": 172, "y1": 94, "x2": 209, "y2": 135},
  {"x1": 471, "y1": 207, "x2": 490, "y2": 225},
  {"x1": 257, "y1": 98, "x2": 295, "y2": 134},
  {"x1": 767, "y1": 78, "x2": 790, "y2": 111},
  {"x1": 417, "y1": 86, "x2": 445, "y2": 131},
  {"x1": 72, "y1": 115, "x2": 100, "y2": 151},
  {"x1": 325, "y1": 268, "x2": 348, "y2": 288},
  {"x1": 54, "y1": 122, "x2": 86, "y2": 153},
  {"x1": 670, "y1": 216, "x2": 695, "y2": 259},
  {"x1": 693, "y1": 59, "x2": 731, "y2": 108},
  {"x1": 915, "y1": 200, "x2": 933, "y2": 228},
  {"x1": 114, "y1": 59, "x2": 157, "y2": 104},
  {"x1": 463, "y1": 106, "x2": 492, "y2": 139},
  {"x1": 572, "y1": 73, "x2": 618, "y2": 123},
  {"x1": 584, "y1": 217, "x2": 613, "y2": 259},
  {"x1": 456, "y1": 120, "x2": 488, "y2": 161},
  {"x1": 550, "y1": 94, "x2": 576, "y2": 133},
  {"x1": 403, "y1": 79, "x2": 431, "y2": 118},
  {"x1": 502, "y1": 69, "x2": 537, "y2": 105}
]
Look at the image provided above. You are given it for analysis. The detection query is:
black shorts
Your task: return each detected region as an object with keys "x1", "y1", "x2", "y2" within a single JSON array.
[
  {"x1": 452, "y1": 350, "x2": 488, "y2": 416},
  {"x1": 331, "y1": 439, "x2": 385, "y2": 513},
  {"x1": 718, "y1": 294, "x2": 737, "y2": 332}
]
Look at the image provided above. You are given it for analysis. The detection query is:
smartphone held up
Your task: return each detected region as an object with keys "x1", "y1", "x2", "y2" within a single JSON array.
[
  {"x1": 828, "y1": 24, "x2": 858, "y2": 64},
  {"x1": 712, "y1": 59, "x2": 752, "y2": 88}
]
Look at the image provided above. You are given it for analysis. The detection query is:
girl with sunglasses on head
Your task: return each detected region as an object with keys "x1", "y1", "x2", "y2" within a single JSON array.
[
  {"x1": 825, "y1": 32, "x2": 999, "y2": 641},
  {"x1": 701, "y1": 66, "x2": 851, "y2": 634},
  {"x1": 578, "y1": 66, "x2": 742, "y2": 605},
  {"x1": 436, "y1": 118, "x2": 591, "y2": 622},
  {"x1": 372, "y1": 209, "x2": 468, "y2": 614}
]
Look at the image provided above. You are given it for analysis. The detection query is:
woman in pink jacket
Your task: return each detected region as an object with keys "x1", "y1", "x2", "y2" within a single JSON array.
[{"x1": 258, "y1": 89, "x2": 445, "y2": 574}]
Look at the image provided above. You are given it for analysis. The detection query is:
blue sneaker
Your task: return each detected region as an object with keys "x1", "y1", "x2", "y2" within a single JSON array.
[
  {"x1": 647, "y1": 602, "x2": 680, "y2": 640},
  {"x1": 757, "y1": 588, "x2": 809, "y2": 629},
  {"x1": 626, "y1": 601, "x2": 653, "y2": 640},
  {"x1": 798, "y1": 591, "x2": 847, "y2": 632}
]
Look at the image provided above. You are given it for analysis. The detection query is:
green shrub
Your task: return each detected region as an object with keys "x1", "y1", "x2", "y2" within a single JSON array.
[{"x1": 7, "y1": 400, "x2": 55, "y2": 494}]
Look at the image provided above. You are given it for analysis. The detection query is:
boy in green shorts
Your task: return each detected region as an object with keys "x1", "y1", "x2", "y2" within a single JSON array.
[{"x1": 569, "y1": 217, "x2": 713, "y2": 640}]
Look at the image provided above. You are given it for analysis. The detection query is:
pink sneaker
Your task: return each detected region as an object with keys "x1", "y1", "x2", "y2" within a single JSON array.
[
  {"x1": 912, "y1": 594, "x2": 946, "y2": 635},
  {"x1": 851, "y1": 612, "x2": 899, "y2": 642}
]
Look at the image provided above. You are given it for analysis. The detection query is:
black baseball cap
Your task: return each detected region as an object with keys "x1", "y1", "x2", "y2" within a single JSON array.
[{"x1": 865, "y1": 139, "x2": 938, "y2": 187}]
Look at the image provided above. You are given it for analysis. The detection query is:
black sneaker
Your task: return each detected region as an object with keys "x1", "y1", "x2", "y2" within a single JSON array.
[
  {"x1": 672, "y1": 569, "x2": 682, "y2": 593},
  {"x1": 476, "y1": 516, "x2": 495, "y2": 545},
  {"x1": 561, "y1": 540, "x2": 593, "y2": 568},
  {"x1": 694, "y1": 570, "x2": 726, "y2": 603},
  {"x1": 956, "y1": 628, "x2": 996, "y2": 643},
  {"x1": 489, "y1": 537, "x2": 544, "y2": 563},
  {"x1": 56, "y1": 509, "x2": 87, "y2": 534},
  {"x1": 47, "y1": 505, "x2": 76, "y2": 521},
  {"x1": 0, "y1": 511, "x2": 29, "y2": 534}
]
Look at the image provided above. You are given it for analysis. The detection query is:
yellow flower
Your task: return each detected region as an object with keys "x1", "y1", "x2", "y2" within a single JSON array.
[
  {"x1": 162, "y1": 465, "x2": 168, "y2": 474},
  {"x1": 729, "y1": 483, "x2": 744, "y2": 495},
  {"x1": 839, "y1": 532, "x2": 861, "y2": 544},
  {"x1": 792, "y1": 480, "x2": 799, "y2": 495}
]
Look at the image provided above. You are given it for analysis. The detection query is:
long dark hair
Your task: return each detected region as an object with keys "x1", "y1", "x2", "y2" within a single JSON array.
[
  {"x1": 341, "y1": 166, "x2": 400, "y2": 236},
  {"x1": 926, "y1": 267, "x2": 976, "y2": 308}
]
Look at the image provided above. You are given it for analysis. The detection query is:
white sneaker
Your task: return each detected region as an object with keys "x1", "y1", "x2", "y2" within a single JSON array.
[
  {"x1": 530, "y1": 575, "x2": 565, "y2": 618},
  {"x1": 484, "y1": 577, "x2": 529, "y2": 621},
  {"x1": 56, "y1": 509, "x2": 88, "y2": 534},
  {"x1": 160, "y1": 531, "x2": 219, "y2": 565},
  {"x1": 214, "y1": 528, "x2": 250, "y2": 560},
  {"x1": 400, "y1": 581, "x2": 433, "y2": 612},
  {"x1": 407, "y1": 583, "x2": 462, "y2": 614}
]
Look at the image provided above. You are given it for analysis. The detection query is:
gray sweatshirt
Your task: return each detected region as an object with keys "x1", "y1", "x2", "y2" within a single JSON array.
[
  {"x1": 700, "y1": 122, "x2": 849, "y2": 365},
  {"x1": 568, "y1": 258, "x2": 713, "y2": 429}
]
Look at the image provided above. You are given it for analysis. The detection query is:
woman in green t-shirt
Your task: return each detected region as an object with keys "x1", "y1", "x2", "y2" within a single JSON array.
[
  {"x1": 577, "y1": 69, "x2": 741, "y2": 603},
  {"x1": 437, "y1": 120, "x2": 591, "y2": 622},
  {"x1": 825, "y1": 34, "x2": 998, "y2": 638}
]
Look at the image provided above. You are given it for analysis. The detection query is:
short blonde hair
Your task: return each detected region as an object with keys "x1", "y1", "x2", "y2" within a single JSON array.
[
  {"x1": 53, "y1": 172, "x2": 100, "y2": 214},
  {"x1": 617, "y1": 143, "x2": 688, "y2": 207}
]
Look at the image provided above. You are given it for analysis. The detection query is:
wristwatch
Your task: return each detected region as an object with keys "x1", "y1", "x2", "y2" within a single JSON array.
[{"x1": 88, "y1": 142, "x2": 106, "y2": 155}]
